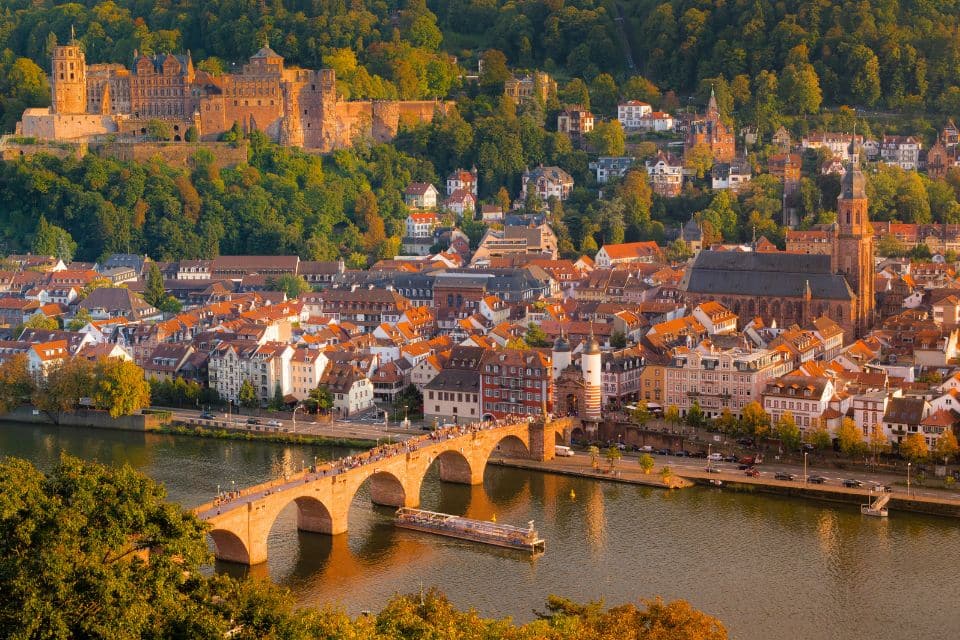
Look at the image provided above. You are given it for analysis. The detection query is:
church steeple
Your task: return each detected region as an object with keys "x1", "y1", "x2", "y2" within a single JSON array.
[
  {"x1": 707, "y1": 85, "x2": 719, "y2": 120},
  {"x1": 833, "y1": 131, "x2": 874, "y2": 337}
]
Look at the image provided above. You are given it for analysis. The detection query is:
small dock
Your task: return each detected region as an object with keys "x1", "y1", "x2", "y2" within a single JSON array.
[{"x1": 395, "y1": 507, "x2": 545, "y2": 553}]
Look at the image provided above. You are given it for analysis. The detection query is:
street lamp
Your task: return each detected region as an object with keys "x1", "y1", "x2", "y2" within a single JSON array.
[
  {"x1": 907, "y1": 462, "x2": 912, "y2": 497},
  {"x1": 313, "y1": 455, "x2": 318, "y2": 472},
  {"x1": 291, "y1": 404, "x2": 300, "y2": 433},
  {"x1": 803, "y1": 451, "x2": 808, "y2": 484}
]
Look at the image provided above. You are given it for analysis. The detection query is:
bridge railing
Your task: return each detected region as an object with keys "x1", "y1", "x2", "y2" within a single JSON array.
[{"x1": 195, "y1": 416, "x2": 544, "y2": 519}]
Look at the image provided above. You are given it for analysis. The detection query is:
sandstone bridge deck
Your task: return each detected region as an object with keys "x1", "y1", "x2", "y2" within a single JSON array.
[{"x1": 196, "y1": 416, "x2": 577, "y2": 564}]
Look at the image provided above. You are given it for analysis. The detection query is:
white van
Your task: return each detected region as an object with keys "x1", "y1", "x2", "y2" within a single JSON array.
[
  {"x1": 555, "y1": 445, "x2": 575, "y2": 457},
  {"x1": 707, "y1": 452, "x2": 723, "y2": 461}
]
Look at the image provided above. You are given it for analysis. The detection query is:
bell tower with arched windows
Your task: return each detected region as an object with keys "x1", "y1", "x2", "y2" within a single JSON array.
[{"x1": 833, "y1": 138, "x2": 874, "y2": 336}]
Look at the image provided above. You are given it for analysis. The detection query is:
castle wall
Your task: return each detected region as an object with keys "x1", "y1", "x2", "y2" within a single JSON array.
[
  {"x1": 18, "y1": 109, "x2": 117, "y2": 140},
  {"x1": 91, "y1": 141, "x2": 248, "y2": 170}
]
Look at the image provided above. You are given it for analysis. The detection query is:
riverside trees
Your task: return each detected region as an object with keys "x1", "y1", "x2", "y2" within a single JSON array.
[
  {"x1": 30, "y1": 357, "x2": 151, "y2": 422},
  {"x1": 0, "y1": 454, "x2": 729, "y2": 639}
]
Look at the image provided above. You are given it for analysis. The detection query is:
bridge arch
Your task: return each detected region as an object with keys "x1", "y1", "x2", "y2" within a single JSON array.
[
  {"x1": 209, "y1": 528, "x2": 252, "y2": 565},
  {"x1": 433, "y1": 448, "x2": 480, "y2": 484},
  {"x1": 292, "y1": 495, "x2": 337, "y2": 534},
  {"x1": 363, "y1": 470, "x2": 410, "y2": 508},
  {"x1": 490, "y1": 433, "x2": 530, "y2": 458}
]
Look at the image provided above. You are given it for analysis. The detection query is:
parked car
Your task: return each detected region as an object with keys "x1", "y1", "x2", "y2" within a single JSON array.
[
  {"x1": 807, "y1": 475, "x2": 827, "y2": 484},
  {"x1": 246, "y1": 418, "x2": 261, "y2": 425},
  {"x1": 266, "y1": 419, "x2": 282, "y2": 427},
  {"x1": 691, "y1": 450, "x2": 708, "y2": 458},
  {"x1": 723, "y1": 454, "x2": 738, "y2": 462},
  {"x1": 638, "y1": 445, "x2": 654, "y2": 453},
  {"x1": 706, "y1": 466, "x2": 722, "y2": 474},
  {"x1": 800, "y1": 443, "x2": 815, "y2": 452},
  {"x1": 738, "y1": 455, "x2": 760, "y2": 465},
  {"x1": 199, "y1": 411, "x2": 216, "y2": 420},
  {"x1": 842, "y1": 479, "x2": 863, "y2": 488},
  {"x1": 737, "y1": 463, "x2": 751, "y2": 470},
  {"x1": 656, "y1": 448, "x2": 672, "y2": 456},
  {"x1": 675, "y1": 450, "x2": 690, "y2": 457},
  {"x1": 707, "y1": 453, "x2": 723, "y2": 461},
  {"x1": 737, "y1": 438, "x2": 755, "y2": 446},
  {"x1": 774, "y1": 472, "x2": 796, "y2": 481},
  {"x1": 744, "y1": 468, "x2": 760, "y2": 477}
]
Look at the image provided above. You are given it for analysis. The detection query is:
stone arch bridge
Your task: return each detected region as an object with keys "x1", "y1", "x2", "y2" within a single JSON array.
[{"x1": 195, "y1": 417, "x2": 578, "y2": 565}]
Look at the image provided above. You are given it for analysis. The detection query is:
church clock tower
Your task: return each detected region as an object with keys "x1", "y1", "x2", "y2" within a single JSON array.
[{"x1": 833, "y1": 139, "x2": 875, "y2": 336}]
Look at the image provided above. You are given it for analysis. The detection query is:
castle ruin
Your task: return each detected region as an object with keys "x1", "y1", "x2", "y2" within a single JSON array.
[{"x1": 18, "y1": 39, "x2": 450, "y2": 152}]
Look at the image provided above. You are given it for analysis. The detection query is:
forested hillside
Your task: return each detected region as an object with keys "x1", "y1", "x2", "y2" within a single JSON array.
[{"x1": 621, "y1": 0, "x2": 960, "y2": 112}]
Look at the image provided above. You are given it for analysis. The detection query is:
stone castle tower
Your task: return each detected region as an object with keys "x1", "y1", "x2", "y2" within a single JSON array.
[
  {"x1": 51, "y1": 32, "x2": 87, "y2": 115},
  {"x1": 832, "y1": 138, "x2": 875, "y2": 336}
]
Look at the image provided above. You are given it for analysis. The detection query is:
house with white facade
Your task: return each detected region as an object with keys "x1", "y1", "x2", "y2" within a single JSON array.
[
  {"x1": 404, "y1": 183, "x2": 439, "y2": 209},
  {"x1": 617, "y1": 101, "x2": 652, "y2": 129},
  {"x1": 880, "y1": 135, "x2": 921, "y2": 171},
  {"x1": 405, "y1": 212, "x2": 439, "y2": 238}
]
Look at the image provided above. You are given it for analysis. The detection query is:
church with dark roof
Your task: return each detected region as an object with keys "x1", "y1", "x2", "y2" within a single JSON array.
[{"x1": 681, "y1": 142, "x2": 875, "y2": 340}]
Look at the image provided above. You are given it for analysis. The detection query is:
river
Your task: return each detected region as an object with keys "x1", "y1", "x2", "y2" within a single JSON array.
[{"x1": 1, "y1": 422, "x2": 956, "y2": 640}]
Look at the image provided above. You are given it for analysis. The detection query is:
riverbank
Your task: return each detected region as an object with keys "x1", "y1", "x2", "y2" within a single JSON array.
[
  {"x1": 162, "y1": 423, "x2": 377, "y2": 449},
  {"x1": 491, "y1": 457, "x2": 692, "y2": 489},
  {"x1": 494, "y1": 456, "x2": 960, "y2": 519}
]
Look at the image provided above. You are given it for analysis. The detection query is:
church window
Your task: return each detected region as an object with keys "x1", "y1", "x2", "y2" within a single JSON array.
[
  {"x1": 70, "y1": 73, "x2": 74, "y2": 80},
  {"x1": 846, "y1": 211, "x2": 851, "y2": 224}
]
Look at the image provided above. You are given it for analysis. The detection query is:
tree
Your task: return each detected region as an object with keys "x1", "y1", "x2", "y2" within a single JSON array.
[
  {"x1": 775, "y1": 412, "x2": 801, "y2": 451},
  {"x1": 268, "y1": 273, "x2": 311, "y2": 299},
  {"x1": 21, "y1": 314, "x2": 58, "y2": 332},
  {"x1": 589, "y1": 73, "x2": 619, "y2": 117},
  {"x1": 306, "y1": 386, "x2": 333, "y2": 414},
  {"x1": 741, "y1": 402, "x2": 770, "y2": 441},
  {"x1": 525, "y1": 323, "x2": 551, "y2": 347},
  {"x1": 184, "y1": 126, "x2": 199, "y2": 142},
  {"x1": 605, "y1": 445, "x2": 622, "y2": 469},
  {"x1": 268, "y1": 384, "x2": 285, "y2": 411},
  {"x1": 684, "y1": 143, "x2": 714, "y2": 179},
  {"x1": 660, "y1": 465, "x2": 673, "y2": 482},
  {"x1": 622, "y1": 76, "x2": 661, "y2": 104},
  {"x1": 715, "y1": 408, "x2": 738, "y2": 435},
  {"x1": 32, "y1": 216, "x2": 76, "y2": 262},
  {"x1": 479, "y1": 49, "x2": 510, "y2": 94},
  {"x1": 0, "y1": 353, "x2": 35, "y2": 414},
  {"x1": 779, "y1": 63, "x2": 822, "y2": 115},
  {"x1": 809, "y1": 423, "x2": 832, "y2": 450},
  {"x1": 393, "y1": 383, "x2": 423, "y2": 417},
  {"x1": 144, "y1": 262, "x2": 166, "y2": 308},
  {"x1": 145, "y1": 119, "x2": 172, "y2": 141},
  {"x1": 664, "y1": 405, "x2": 681, "y2": 428},
  {"x1": 631, "y1": 406, "x2": 653, "y2": 428},
  {"x1": 586, "y1": 120, "x2": 625, "y2": 156},
  {"x1": 639, "y1": 453, "x2": 655, "y2": 474},
  {"x1": 610, "y1": 330, "x2": 627, "y2": 349},
  {"x1": 837, "y1": 417, "x2": 868, "y2": 457},
  {"x1": 92, "y1": 357, "x2": 151, "y2": 418},
  {"x1": 686, "y1": 401, "x2": 704, "y2": 428},
  {"x1": 239, "y1": 379, "x2": 258, "y2": 409},
  {"x1": 588, "y1": 445, "x2": 600, "y2": 468},
  {"x1": 900, "y1": 432, "x2": 929, "y2": 463},
  {"x1": 868, "y1": 423, "x2": 891, "y2": 461},
  {"x1": 934, "y1": 430, "x2": 959, "y2": 463},
  {"x1": 32, "y1": 358, "x2": 95, "y2": 423},
  {"x1": 67, "y1": 308, "x2": 94, "y2": 331}
]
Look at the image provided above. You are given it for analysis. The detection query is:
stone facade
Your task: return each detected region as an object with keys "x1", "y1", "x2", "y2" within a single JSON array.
[{"x1": 20, "y1": 42, "x2": 450, "y2": 151}]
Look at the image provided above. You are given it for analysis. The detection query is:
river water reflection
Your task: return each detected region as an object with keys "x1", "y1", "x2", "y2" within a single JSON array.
[{"x1": 1, "y1": 422, "x2": 956, "y2": 640}]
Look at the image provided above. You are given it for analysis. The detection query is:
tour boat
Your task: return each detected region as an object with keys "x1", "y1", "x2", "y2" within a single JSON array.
[{"x1": 395, "y1": 507, "x2": 545, "y2": 553}]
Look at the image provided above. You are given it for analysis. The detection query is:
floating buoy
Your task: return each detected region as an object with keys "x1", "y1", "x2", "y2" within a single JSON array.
[{"x1": 569, "y1": 489, "x2": 576, "y2": 499}]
